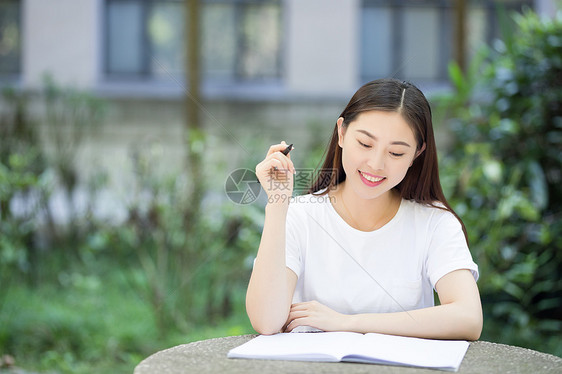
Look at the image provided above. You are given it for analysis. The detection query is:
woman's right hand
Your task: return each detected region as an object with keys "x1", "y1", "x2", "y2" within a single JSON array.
[{"x1": 255, "y1": 141, "x2": 295, "y2": 205}]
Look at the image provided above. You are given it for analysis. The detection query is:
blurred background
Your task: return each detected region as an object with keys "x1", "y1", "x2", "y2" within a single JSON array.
[{"x1": 0, "y1": 0, "x2": 560, "y2": 373}]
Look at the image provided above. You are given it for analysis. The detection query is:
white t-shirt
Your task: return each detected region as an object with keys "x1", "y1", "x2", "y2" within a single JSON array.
[{"x1": 285, "y1": 192, "x2": 479, "y2": 315}]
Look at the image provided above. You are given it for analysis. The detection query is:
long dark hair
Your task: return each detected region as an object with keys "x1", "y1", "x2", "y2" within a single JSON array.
[{"x1": 308, "y1": 78, "x2": 468, "y2": 243}]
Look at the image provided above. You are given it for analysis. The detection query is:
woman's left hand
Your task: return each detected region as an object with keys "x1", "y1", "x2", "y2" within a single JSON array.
[{"x1": 284, "y1": 300, "x2": 348, "y2": 332}]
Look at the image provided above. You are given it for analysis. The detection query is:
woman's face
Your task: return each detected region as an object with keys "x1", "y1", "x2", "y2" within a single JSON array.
[{"x1": 337, "y1": 110, "x2": 421, "y2": 201}]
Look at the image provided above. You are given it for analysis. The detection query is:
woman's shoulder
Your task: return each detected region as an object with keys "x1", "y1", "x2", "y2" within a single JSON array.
[
  {"x1": 401, "y1": 199, "x2": 459, "y2": 225},
  {"x1": 399, "y1": 200, "x2": 466, "y2": 246}
]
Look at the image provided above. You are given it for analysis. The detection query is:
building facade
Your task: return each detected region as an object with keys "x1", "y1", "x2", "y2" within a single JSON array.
[{"x1": 2, "y1": 0, "x2": 556, "y2": 100}]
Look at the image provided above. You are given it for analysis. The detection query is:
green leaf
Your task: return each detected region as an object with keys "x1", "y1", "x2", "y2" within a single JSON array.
[
  {"x1": 448, "y1": 62, "x2": 466, "y2": 94},
  {"x1": 527, "y1": 161, "x2": 548, "y2": 211}
]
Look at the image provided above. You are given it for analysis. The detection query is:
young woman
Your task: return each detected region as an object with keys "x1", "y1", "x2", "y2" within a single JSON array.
[{"x1": 247, "y1": 79, "x2": 482, "y2": 340}]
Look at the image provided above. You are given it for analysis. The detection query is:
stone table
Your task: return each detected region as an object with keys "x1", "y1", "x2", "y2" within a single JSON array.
[{"x1": 134, "y1": 335, "x2": 562, "y2": 374}]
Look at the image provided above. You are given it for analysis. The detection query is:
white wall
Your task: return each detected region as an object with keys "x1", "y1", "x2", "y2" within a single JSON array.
[
  {"x1": 284, "y1": 0, "x2": 359, "y2": 97},
  {"x1": 23, "y1": 0, "x2": 101, "y2": 88},
  {"x1": 534, "y1": 0, "x2": 560, "y2": 18}
]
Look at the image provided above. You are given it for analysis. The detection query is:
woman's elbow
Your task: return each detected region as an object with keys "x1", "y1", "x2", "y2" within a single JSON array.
[
  {"x1": 463, "y1": 310, "x2": 483, "y2": 341},
  {"x1": 252, "y1": 322, "x2": 282, "y2": 336},
  {"x1": 246, "y1": 304, "x2": 285, "y2": 335},
  {"x1": 248, "y1": 315, "x2": 283, "y2": 335}
]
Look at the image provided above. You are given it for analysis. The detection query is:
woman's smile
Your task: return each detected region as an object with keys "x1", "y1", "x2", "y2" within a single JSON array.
[{"x1": 358, "y1": 170, "x2": 386, "y2": 186}]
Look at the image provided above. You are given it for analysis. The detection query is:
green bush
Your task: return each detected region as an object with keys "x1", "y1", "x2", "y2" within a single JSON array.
[
  {"x1": 0, "y1": 78, "x2": 107, "y2": 287},
  {"x1": 0, "y1": 77, "x2": 263, "y2": 372},
  {"x1": 90, "y1": 142, "x2": 262, "y2": 336},
  {"x1": 438, "y1": 10, "x2": 562, "y2": 355},
  {"x1": 0, "y1": 88, "x2": 51, "y2": 290}
]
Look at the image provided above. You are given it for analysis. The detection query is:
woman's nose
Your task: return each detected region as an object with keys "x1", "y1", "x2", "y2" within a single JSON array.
[{"x1": 366, "y1": 150, "x2": 385, "y2": 171}]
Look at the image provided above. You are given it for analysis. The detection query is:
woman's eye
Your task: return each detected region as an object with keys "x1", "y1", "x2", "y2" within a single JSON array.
[
  {"x1": 358, "y1": 141, "x2": 371, "y2": 148},
  {"x1": 390, "y1": 152, "x2": 405, "y2": 157}
]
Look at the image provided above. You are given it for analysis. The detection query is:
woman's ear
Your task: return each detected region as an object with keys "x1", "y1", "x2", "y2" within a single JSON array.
[
  {"x1": 337, "y1": 117, "x2": 345, "y2": 148},
  {"x1": 410, "y1": 143, "x2": 426, "y2": 166},
  {"x1": 416, "y1": 142, "x2": 426, "y2": 158}
]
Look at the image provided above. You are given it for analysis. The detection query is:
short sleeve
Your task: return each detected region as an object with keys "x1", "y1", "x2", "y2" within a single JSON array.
[
  {"x1": 285, "y1": 203, "x2": 304, "y2": 278},
  {"x1": 426, "y1": 212, "x2": 479, "y2": 289}
]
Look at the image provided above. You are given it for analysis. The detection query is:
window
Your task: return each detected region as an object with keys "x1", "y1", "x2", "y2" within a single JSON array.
[
  {"x1": 360, "y1": 0, "x2": 532, "y2": 83},
  {"x1": 203, "y1": 0, "x2": 282, "y2": 82},
  {"x1": 105, "y1": 0, "x2": 184, "y2": 80},
  {"x1": 0, "y1": 0, "x2": 22, "y2": 79},
  {"x1": 104, "y1": 0, "x2": 282, "y2": 83}
]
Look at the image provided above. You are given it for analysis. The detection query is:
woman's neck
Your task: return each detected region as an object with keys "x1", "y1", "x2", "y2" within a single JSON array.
[{"x1": 330, "y1": 182, "x2": 400, "y2": 232}]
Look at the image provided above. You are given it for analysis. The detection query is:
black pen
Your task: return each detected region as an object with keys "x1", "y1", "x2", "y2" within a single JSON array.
[{"x1": 282, "y1": 143, "x2": 294, "y2": 156}]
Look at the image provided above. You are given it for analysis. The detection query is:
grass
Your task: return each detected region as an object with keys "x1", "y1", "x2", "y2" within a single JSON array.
[{"x1": 0, "y1": 267, "x2": 254, "y2": 374}]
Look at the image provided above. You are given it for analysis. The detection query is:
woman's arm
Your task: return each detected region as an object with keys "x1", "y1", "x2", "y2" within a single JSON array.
[
  {"x1": 246, "y1": 141, "x2": 298, "y2": 335},
  {"x1": 286, "y1": 269, "x2": 483, "y2": 340},
  {"x1": 246, "y1": 203, "x2": 298, "y2": 335}
]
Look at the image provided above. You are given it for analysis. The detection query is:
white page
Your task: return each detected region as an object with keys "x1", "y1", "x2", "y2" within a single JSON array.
[
  {"x1": 227, "y1": 332, "x2": 363, "y2": 361},
  {"x1": 228, "y1": 332, "x2": 469, "y2": 371},
  {"x1": 346, "y1": 333, "x2": 469, "y2": 371}
]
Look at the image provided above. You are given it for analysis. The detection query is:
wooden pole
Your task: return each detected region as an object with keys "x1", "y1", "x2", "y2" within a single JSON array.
[
  {"x1": 454, "y1": 0, "x2": 467, "y2": 72},
  {"x1": 184, "y1": 0, "x2": 204, "y2": 223},
  {"x1": 186, "y1": 0, "x2": 200, "y2": 129}
]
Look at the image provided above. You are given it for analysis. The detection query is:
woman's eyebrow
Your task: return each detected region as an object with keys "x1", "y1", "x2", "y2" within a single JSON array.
[{"x1": 356, "y1": 129, "x2": 412, "y2": 147}]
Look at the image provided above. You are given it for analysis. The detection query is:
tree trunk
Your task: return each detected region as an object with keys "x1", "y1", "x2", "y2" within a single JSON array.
[
  {"x1": 182, "y1": 0, "x2": 205, "y2": 324},
  {"x1": 454, "y1": 0, "x2": 467, "y2": 72},
  {"x1": 184, "y1": 0, "x2": 204, "y2": 225}
]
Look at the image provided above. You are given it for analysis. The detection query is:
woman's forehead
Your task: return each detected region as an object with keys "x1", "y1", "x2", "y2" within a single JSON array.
[{"x1": 349, "y1": 111, "x2": 416, "y2": 140}]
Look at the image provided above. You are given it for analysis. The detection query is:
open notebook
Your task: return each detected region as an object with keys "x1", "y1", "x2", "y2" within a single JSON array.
[{"x1": 227, "y1": 332, "x2": 470, "y2": 372}]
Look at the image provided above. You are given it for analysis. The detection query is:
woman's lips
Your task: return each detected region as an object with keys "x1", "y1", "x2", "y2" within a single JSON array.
[{"x1": 358, "y1": 170, "x2": 386, "y2": 187}]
